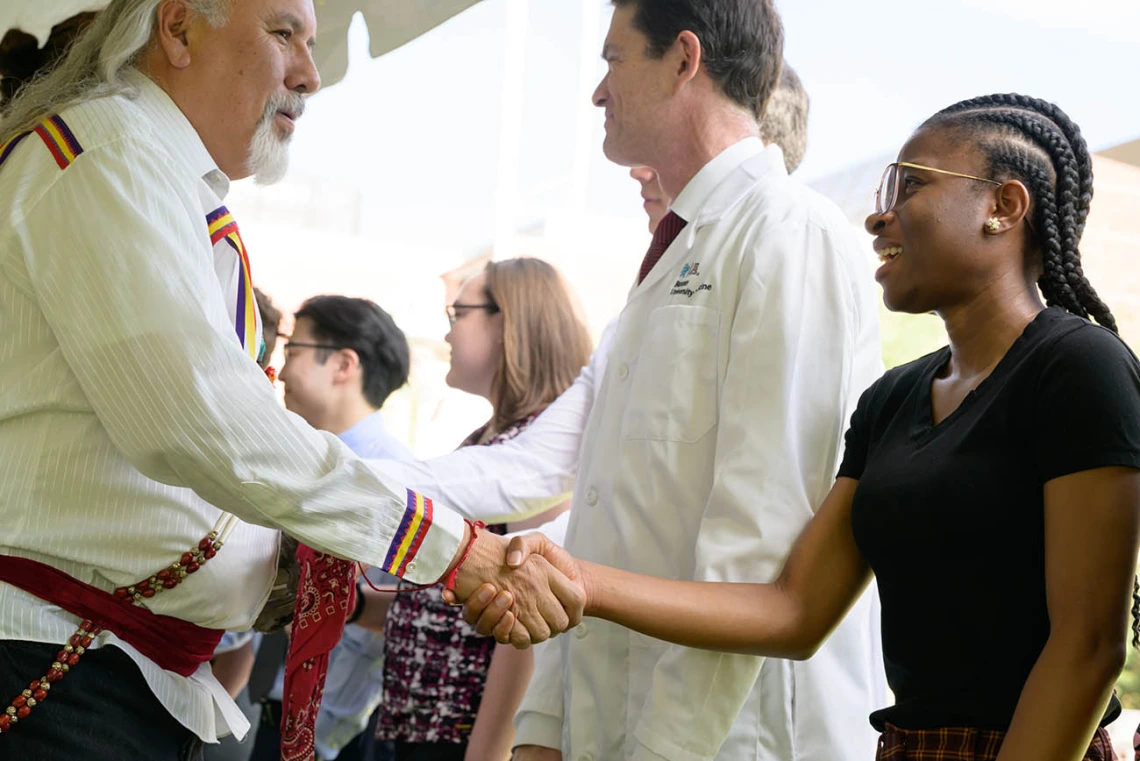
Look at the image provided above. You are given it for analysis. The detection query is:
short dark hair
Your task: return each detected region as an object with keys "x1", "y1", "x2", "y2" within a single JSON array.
[
  {"x1": 613, "y1": 0, "x2": 784, "y2": 119},
  {"x1": 294, "y1": 295, "x2": 410, "y2": 409}
]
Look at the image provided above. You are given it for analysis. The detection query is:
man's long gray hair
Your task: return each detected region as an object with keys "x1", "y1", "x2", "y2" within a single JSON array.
[{"x1": 0, "y1": 0, "x2": 228, "y2": 142}]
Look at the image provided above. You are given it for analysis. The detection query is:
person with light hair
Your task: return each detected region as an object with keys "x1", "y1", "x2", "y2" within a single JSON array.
[
  {"x1": 0, "y1": 2, "x2": 582, "y2": 760},
  {"x1": 759, "y1": 63, "x2": 809, "y2": 175},
  {"x1": 370, "y1": 258, "x2": 590, "y2": 761}
]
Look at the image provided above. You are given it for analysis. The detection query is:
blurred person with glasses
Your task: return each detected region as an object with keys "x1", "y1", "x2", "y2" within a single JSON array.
[
  {"x1": 373, "y1": 258, "x2": 591, "y2": 761},
  {"x1": 240, "y1": 295, "x2": 417, "y2": 761}
]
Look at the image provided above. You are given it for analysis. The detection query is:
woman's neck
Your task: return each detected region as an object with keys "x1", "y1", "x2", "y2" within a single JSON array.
[{"x1": 938, "y1": 279, "x2": 1044, "y2": 381}]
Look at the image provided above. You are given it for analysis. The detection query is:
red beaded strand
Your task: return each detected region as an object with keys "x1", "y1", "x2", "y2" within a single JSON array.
[{"x1": 0, "y1": 529, "x2": 227, "y2": 735}]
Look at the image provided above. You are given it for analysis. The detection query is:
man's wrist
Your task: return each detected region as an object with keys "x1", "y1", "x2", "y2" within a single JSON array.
[
  {"x1": 442, "y1": 520, "x2": 474, "y2": 579},
  {"x1": 444, "y1": 520, "x2": 485, "y2": 591}
]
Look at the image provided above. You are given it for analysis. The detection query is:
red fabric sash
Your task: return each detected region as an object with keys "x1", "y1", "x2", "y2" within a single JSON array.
[
  {"x1": 280, "y1": 544, "x2": 357, "y2": 761},
  {"x1": 0, "y1": 554, "x2": 223, "y2": 677}
]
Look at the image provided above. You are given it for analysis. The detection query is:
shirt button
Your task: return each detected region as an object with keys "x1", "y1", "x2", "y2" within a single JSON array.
[
  {"x1": 617, "y1": 363, "x2": 630, "y2": 380},
  {"x1": 585, "y1": 487, "x2": 598, "y2": 506},
  {"x1": 575, "y1": 623, "x2": 589, "y2": 639},
  {"x1": 579, "y1": 754, "x2": 594, "y2": 761},
  {"x1": 404, "y1": 560, "x2": 416, "y2": 574}
]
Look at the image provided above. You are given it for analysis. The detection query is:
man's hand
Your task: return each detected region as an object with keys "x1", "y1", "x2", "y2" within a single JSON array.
[
  {"x1": 512, "y1": 745, "x2": 562, "y2": 761},
  {"x1": 454, "y1": 533, "x2": 585, "y2": 647},
  {"x1": 450, "y1": 529, "x2": 585, "y2": 648}
]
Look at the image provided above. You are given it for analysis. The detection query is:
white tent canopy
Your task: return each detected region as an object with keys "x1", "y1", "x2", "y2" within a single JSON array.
[
  {"x1": 0, "y1": 1, "x2": 107, "y2": 46},
  {"x1": 0, "y1": 0, "x2": 482, "y2": 87}
]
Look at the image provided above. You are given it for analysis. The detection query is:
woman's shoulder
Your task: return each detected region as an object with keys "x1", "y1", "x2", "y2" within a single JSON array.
[
  {"x1": 1026, "y1": 307, "x2": 1140, "y2": 391},
  {"x1": 1031, "y1": 309, "x2": 1138, "y2": 365}
]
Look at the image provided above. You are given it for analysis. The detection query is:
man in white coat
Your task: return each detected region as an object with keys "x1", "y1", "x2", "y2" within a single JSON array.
[{"x1": 378, "y1": 1, "x2": 887, "y2": 759}]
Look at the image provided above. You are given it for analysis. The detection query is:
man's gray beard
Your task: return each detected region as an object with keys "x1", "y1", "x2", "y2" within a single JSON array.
[{"x1": 247, "y1": 117, "x2": 291, "y2": 186}]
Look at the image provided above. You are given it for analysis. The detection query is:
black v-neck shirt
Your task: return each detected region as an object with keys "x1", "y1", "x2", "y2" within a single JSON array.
[{"x1": 838, "y1": 308, "x2": 1140, "y2": 731}]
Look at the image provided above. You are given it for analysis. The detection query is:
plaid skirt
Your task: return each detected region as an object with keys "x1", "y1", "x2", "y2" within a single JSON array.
[{"x1": 876, "y1": 724, "x2": 1115, "y2": 761}]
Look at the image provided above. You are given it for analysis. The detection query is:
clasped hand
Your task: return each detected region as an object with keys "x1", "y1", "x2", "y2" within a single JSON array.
[{"x1": 447, "y1": 530, "x2": 585, "y2": 648}]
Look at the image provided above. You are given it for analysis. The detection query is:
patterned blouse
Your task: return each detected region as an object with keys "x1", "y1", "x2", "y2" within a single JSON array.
[{"x1": 376, "y1": 416, "x2": 536, "y2": 745}]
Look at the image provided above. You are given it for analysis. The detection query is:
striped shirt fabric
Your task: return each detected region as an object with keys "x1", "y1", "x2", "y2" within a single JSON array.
[{"x1": 0, "y1": 69, "x2": 463, "y2": 742}]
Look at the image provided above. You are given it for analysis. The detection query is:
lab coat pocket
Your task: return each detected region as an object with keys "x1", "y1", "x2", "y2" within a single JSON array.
[{"x1": 623, "y1": 304, "x2": 720, "y2": 443}]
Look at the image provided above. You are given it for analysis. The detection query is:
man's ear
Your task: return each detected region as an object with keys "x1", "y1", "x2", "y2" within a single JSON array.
[
  {"x1": 672, "y1": 30, "x2": 702, "y2": 92},
  {"x1": 153, "y1": 0, "x2": 197, "y2": 69},
  {"x1": 332, "y1": 349, "x2": 361, "y2": 385}
]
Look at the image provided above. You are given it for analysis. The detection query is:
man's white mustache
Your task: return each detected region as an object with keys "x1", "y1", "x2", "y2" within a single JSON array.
[{"x1": 262, "y1": 93, "x2": 306, "y2": 124}]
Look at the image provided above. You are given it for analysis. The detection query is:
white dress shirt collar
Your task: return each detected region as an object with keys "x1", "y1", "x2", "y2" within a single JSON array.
[
  {"x1": 123, "y1": 68, "x2": 230, "y2": 199},
  {"x1": 669, "y1": 136, "x2": 767, "y2": 229},
  {"x1": 630, "y1": 138, "x2": 783, "y2": 296}
]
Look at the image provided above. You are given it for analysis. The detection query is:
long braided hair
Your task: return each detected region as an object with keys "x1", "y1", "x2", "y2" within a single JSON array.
[{"x1": 923, "y1": 94, "x2": 1138, "y2": 646}]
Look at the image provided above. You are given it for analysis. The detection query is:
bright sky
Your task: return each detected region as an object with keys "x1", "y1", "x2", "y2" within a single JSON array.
[{"x1": 279, "y1": 0, "x2": 1140, "y2": 257}]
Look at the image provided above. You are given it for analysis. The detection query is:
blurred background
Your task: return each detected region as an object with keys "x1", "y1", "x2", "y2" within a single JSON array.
[
  {"x1": 4, "y1": 0, "x2": 1140, "y2": 751},
  {"x1": 209, "y1": 0, "x2": 1140, "y2": 460}
]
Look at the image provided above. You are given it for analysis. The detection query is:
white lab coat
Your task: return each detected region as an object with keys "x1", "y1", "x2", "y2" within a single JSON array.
[{"x1": 381, "y1": 141, "x2": 888, "y2": 761}]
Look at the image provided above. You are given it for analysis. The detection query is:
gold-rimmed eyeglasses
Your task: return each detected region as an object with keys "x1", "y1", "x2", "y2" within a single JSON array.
[{"x1": 874, "y1": 161, "x2": 1002, "y2": 215}]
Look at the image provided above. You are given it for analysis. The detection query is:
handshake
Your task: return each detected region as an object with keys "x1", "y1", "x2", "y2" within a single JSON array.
[{"x1": 444, "y1": 528, "x2": 587, "y2": 648}]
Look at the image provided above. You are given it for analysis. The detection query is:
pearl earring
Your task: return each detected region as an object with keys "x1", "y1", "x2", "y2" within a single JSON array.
[{"x1": 985, "y1": 218, "x2": 1001, "y2": 233}]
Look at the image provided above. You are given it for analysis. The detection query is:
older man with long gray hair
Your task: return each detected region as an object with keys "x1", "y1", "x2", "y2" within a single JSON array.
[{"x1": 0, "y1": 2, "x2": 583, "y2": 760}]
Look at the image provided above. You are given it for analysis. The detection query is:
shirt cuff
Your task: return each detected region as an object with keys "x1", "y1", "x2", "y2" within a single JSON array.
[
  {"x1": 512, "y1": 710, "x2": 562, "y2": 751},
  {"x1": 381, "y1": 490, "x2": 465, "y2": 585}
]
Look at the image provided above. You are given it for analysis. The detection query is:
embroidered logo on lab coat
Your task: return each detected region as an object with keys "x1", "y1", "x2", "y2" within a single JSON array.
[{"x1": 672, "y1": 262, "x2": 713, "y2": 298}]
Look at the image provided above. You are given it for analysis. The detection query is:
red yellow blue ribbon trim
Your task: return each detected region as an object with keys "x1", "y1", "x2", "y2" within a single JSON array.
[
  {"x1": 206, "y1": 206, "x2": 260, "y2": 362},
  {"x1": 0, "y1": 115, "x2": 84, "y2": 171},
  {"x1": 382, "y1": 490, "x2": 434, "y2": 577}
]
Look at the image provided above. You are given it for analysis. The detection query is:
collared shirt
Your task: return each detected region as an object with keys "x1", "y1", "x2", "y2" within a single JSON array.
[
  {"x1": 379, "y1": 140, "x2": 888, "y2": 761},
  {"x1": 0, "y1": 71, "x2": 462, "y2": 742},
  {"x1": 668, "y1": 137, "x2": 767, "y2": 226}
]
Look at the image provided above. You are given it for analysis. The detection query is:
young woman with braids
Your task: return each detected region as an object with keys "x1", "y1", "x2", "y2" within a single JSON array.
[{"x1": 461, "y1": 94, "x2": 1140, "y2": 761}]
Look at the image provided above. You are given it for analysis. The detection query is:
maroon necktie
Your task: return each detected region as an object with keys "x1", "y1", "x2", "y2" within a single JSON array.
[{"x1": 638, "y1": 210, "x2": 687, "y2": 285}]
